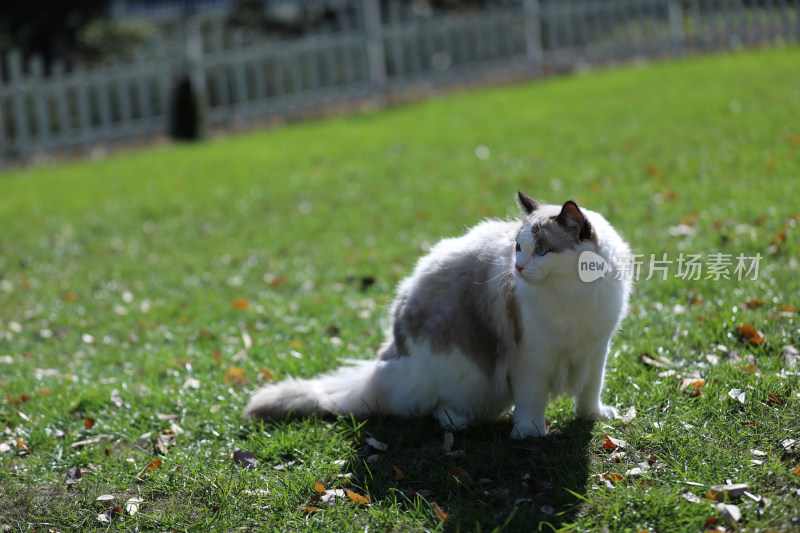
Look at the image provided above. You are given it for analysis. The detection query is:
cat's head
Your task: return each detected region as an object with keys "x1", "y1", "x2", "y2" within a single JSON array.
[{"x1": 514, "y1": 191, "x2": 598, "y2": 283}]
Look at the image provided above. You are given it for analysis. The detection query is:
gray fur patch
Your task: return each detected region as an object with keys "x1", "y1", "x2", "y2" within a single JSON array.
[{"x1": 384, "y1": 248, "x2": 519, "y2": 377}]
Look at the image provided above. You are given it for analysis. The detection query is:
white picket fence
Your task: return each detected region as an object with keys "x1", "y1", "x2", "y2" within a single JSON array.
[{"x1": 1, "y1": 0, "x2": 799, "y2": 167}]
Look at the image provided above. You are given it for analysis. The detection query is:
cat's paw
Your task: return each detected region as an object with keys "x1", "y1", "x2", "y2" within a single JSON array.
[
  {"x1": 510, "y1": 421, "x2": 548, "y2": 440},
  {"x1": 581, "y1": 404, "x2": 618, "y2": 421}
]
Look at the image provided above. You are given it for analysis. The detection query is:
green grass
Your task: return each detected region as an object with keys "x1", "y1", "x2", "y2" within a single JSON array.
[{"x1": 1, "y1": 45, "x2": 799, "y2": 531}]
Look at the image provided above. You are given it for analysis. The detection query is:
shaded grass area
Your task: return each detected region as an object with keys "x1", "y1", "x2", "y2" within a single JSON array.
[{"x1": 1, "y1": 46, "x2": 799, "y2": 531}]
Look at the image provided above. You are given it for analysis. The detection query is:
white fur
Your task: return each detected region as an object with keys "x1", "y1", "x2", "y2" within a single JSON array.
[{"x1": 243, "y1": 199, "x2": 632, "y2": 439}]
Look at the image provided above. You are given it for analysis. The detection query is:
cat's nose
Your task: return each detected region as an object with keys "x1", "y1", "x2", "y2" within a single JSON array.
[{"x1": 515, "y1": 264, "x2": 524, "y2": 272}]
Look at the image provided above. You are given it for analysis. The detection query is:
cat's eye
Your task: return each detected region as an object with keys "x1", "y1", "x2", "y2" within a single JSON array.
[
  {"x1": 535, "y1": 245, "x2": 549, "y2": 256},
  {"x1": 515, "y1": 242, "x2": 521, "y2": 252}
]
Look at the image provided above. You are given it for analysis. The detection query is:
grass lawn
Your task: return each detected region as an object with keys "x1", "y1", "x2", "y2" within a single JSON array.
[{"x1": 1, "y1": 45, "x2": 799, "y2": 532}]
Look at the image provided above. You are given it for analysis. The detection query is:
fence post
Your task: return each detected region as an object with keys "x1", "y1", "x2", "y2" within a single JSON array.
[
  {"x1": 362, "y1": 0, "x2": 388, "y2": 98},
  {"x1": 30, "y1": 56, "x2": 50, "y2": 161},
  {"x1": 8, "y1": 50, "x2": 32, "y2": 164},
  {"x1": 523, "y1": 0, "x2": 544, "y2": 77},
  {"x1": 668, "y1": 1, "x2": 686, "y2": 57}
]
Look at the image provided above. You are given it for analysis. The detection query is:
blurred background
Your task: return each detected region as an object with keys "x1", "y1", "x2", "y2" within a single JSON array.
[{"x1": 1, "y1": 0, "x2": 798, "y2": 167}]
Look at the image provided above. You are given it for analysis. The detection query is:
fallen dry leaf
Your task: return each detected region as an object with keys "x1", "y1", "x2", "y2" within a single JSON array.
[
  {"x1": 96, "y1": 506, "x2": 122, "y2": 523},
  {"x1": 682, "y1": 491, "x2": 703, "y2": 504},
  {"x1": 442, "y1": 431, "x2": 454, "y2": 454},
  {"x1": 345, "y1": 489, "x2": 370, "y2": 505},
  {"x1": 767, "y1": 393, "x2": 785, "y2": 406},
  {"x1": 314, "y1": 481, "x2": 327, "y2": 494},
  {"x1": 84, "y1": 417, "x2": 96, "y2": 430},
  {"x1": 678, "y1": 378, "x2": 706, "y2": 391},
  {"x1": 393, "y1": 465, "x2": 406, "y2": 481},
  {"x1": 223, "y1": 366, "x2": 249, "y2": 385},
  {"x1": 709, "y1": 484, "x2": 749, "y2": 500},
  {"x1": 96, "y1": 494, "x2": 115, "y2": 502},
  {"x1": 136, "y1": 459, "x2": 163, "y2": 481},
  {"x1": 232, "y1": 298, "x2": 249, "y2": 311},
  {"x1": 601, "y1": 434, "x2": 627, "y2": 451},
  {"x1": 619, "y1": 405, "x2": 637, "y2": 423},
  {"x1": 596, "y1": 472, "x2": 626, "y2": 488},
  {"x1": 448, "y1": 466, "x2": 473, "y2": 485},
  {"x1": 71, "y1": 434, "x2": 114, "y2": 448},
  {"x1": 365, "y1": 436, "x2": 388, "y2": 452},
  {"x1": 638, "y1": 353, "x2": 677, "y2": 369},
  {"x1": 432, "y1": 502, "x2": 449, "y2": 520},
  {"x1": 728, "y1": 388, "x2": 746, "y2": 403},
  {"x1": 717, "y1": 502, "x2": 741, "y2": 528},
  {"x1": 125, "y1": 497, "x2": 144, "y2": 516},
  {"x1": 233, "y1": 450, "x2": 258, "y2": 470},
  {"x1": 302, "y1": 507, "x2": 322, "y2": 515},
  {"x1": 736, "y1": 324, "x2": 765, "y2": 345},
  {"x1": 65, "y1": 467, "x2": 83, "y2": 485}
]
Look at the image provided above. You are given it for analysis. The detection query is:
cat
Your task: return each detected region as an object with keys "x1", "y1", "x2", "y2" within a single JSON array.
[{"x1": 243, "y1": 191, "x2": 632, "y2": 439}]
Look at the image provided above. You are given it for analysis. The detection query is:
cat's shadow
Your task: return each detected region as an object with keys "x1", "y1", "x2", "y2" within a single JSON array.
[{"x1": 347, "y1": 416, "x2": 596, "y2": 531}]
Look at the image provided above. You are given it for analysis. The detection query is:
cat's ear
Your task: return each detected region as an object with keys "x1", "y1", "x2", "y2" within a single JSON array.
[
  {"x1": 517, "y1": 191, "x2": 541, "y2": 215},
  {"x1": 557, "y1": 200, "x2": 593, "y2": 241}
]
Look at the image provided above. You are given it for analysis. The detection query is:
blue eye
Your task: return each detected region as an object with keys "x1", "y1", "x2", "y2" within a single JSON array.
[{"x1": 535, "y1": 245, "x2": 549, "y2": 256}]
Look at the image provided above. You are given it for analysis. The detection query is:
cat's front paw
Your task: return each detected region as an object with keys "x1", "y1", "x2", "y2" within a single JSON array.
[
  {"x1": 510, "y1": 421, "x2": 548, "y2": 440},
  {"x1": 581, "y1": 404, "x2": 618, "y2": 422}
]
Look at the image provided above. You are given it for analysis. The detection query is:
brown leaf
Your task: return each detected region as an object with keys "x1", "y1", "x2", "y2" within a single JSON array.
[
  {"x1": 260, "y1": 368, "x2": 275, "y2": 381},
  {"x1": 84, "y1": 417, "x2": 96, "y2": 430},
  {"x1": 223, "y1": 366, "x2": 249, "y2": 385},
  {"x1": 601, "y1": 434, "x2": 627, "y2": 451},
  {"x1": 65, "y1": 466, "x2": 83, "y2": 485},
  {"x1": 267, "y1": 275, "x2": 289, "y2": 287},
  {"x1": 96, "y1": 506, "x2": 122, "y2": 523},
  {"x1": 314, "y1": 481, "x2": 327, "y2": 494},
  {"x1": 432, "y1": 502, "x2": 449, "y2": 520},
  {"x1": 136, "y1": 459, "x2": 163, "y2": 481},
  {"x1": 345, "y1": 489, "x2": 370, "y2": 505},
  {"x1": 233, "y1": 450, "x2": 258, "y2": 470},
  {"x1": 744, "y1": 299, "x2": 766, "y2": 308},
  {"x1": 736, "y1": 324, "x2": 765, "y2": 345},
  {"x1": 301, "y1": 507, "x2": 322, "y2": 515},
  {"x1": 767, "y1": 393, "x2": 785, "y2": 406},
  {"x1": 393, "y1": 465, "x2": 406, "y2": 481},
  {"x1": 793, "y1": 463, "x2": 800, "y2": 476},
  {"x1": 232, "y1": 298, "x2": 249, "y2": 311},
  {"x1": 7, "y1": 393, "x2": 30, "y2": 406},
  {"x1": 448, "y1": 466, "x2": 472, "y2": 485}
]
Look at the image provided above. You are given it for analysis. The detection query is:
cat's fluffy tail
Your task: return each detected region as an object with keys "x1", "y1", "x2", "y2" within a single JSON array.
[{"x1": 242, "y1": 360, "x2": 384, "y2": 420}]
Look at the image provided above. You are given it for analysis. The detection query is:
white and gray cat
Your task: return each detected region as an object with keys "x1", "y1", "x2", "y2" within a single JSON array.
[{"x1": 244, "y1": 192, "x2": 632, "y2": 439}]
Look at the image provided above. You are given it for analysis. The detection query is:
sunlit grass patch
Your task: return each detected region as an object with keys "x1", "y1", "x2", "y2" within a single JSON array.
[{"x1": 1, "y1": 46, "x2": 799, "y2": 531}]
